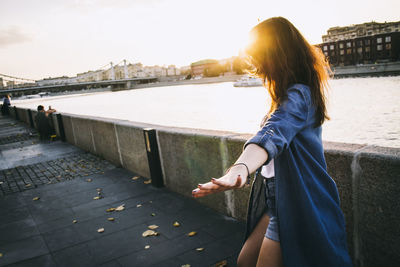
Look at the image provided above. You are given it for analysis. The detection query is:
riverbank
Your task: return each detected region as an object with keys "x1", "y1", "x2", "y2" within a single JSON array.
[{"x1": 332, "y1": 61, "x2": 400, "y2": 77}]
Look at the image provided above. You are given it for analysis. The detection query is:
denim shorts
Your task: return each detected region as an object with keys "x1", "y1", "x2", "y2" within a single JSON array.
[{"x1": 264, "y1": 177, "x2": 280, "y2": 242}]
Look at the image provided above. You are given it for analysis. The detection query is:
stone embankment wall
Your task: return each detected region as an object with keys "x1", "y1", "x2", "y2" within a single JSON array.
[{"x1": 7, "y1": 106, "x2": 400, "y2": 267}]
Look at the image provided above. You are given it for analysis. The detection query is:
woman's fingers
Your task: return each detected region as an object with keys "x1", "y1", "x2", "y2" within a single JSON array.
[
  {"x1": 192, "y1": 187, "x2": 226, "y2": 198},
  {"x1": 197, "y1": 181, "x2": 220, "y2": 190},
  {"x1": 211, "y1": 175, "x2": 242, "y2": 188},
  {"x1": 192, "y1": 175, "x2": 244, "y2": 198}
]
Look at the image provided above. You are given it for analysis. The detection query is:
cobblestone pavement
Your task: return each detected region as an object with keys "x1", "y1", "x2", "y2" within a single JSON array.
[
  {"x1": 0, "y1": 152, "x2": 115, "y2": 196},
  {"x1": 0, "y1": 114, "x2": 244, "y2": 266}
]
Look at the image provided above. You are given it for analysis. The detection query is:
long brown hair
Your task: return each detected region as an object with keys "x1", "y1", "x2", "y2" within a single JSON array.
[{"x1": 246, "y1": 17, "x2": 331, "y2": 127}]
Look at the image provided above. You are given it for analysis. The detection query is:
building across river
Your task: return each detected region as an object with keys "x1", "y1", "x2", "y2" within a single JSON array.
[{"x1": 318, "y1": 21, "x2": 400, "y2": 66}]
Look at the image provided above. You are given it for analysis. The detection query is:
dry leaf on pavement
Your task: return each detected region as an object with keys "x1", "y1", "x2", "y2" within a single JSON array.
[
  {"x1": 196, "y1": 247, "x2": 204, "y2": 252},
  {"x1": 136, "y1": 204, "x2": 142, "y2": 208},
  {"x1": 142, "y1": 230, "x2": 156, "y2": 237},
  {"x1": 132, "y1": 176, "x2": 140, "y2": 180},
  {"x1": 215, "y1": 260, "x2": 227, "y2": 267},
  {"x1": 107, "y1": 217, "x2": 115, "y2": 221},
  {"x1": 97, "y1": 228, "x2": 105, "y2": 233},
  {"x1": 106, "y1": 208, "x2": 116, "y2": 212},
  {"x1": 188, "y1": 231, "x2": 197, "y2": 237},
  {"x1": 72, "y1": 220, "x2": 77, "y2": 224},
  {"x1": 173, "y1": 221, "x2": 180, "y2": 227},
  {"x1": 151, "y1": 213, "x2": 156, "y2": 216},
  {"x1": 93, "y1": 196, "x2": 101, "y2": 200},
  {"x1": 144, "y1": 245, "x2": 150, "y2": 249},
  {"x1": 32, "y1": 197, "x2": 40, "y2": 201},
  {"x1": 86, "y1": 178, "x2": 92, "y2": 182},
  {"x1": 115, "y1": 204, "x2": 125, "y2": 211},
  {"x1": 143, "y1": 179, "x2": 152, "y2": 184},
  {"x1": 148, "y1": 225, "x2": 159, "y2": 230}
]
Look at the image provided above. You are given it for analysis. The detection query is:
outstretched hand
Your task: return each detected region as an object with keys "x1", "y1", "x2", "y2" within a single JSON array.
[{"x1": 192, "y1": 169, "x2": 247, "y2": 198}]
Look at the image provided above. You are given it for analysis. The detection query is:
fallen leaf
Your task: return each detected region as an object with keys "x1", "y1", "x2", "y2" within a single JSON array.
[
  {"x1": 143, "y1": 179, "x2": 152, "y2": 184},
  {"x1": 142, "y1": 230, "x2": 156, "y2": 237},
  {"x1": 107, "y1": 217, "x2": 115, "y2": 221},
  {"x1": 181, "y1": 265, "x2": 191, "y2": 267},
  {"x1": 96, "y1": 188, "x2": 102, "y2": 192},
  {"x1": 0, "y1": 182, "x2": 3, "y2": 185},
  {"x1": 151, "y1": 213, "x2": 156, "y2": 217},
  {"x1": 144, "y1": 245, "x2": 150, "y2": 249},
  {"x1": 148, "y1": 225, "x2": 159, "y2": 230},
  {"x1": 25, "y1": 184, "x2": 32, "y2": 187},
  {"x1": 173, "y1": 221, "x2": 180, "y2": 227},
  {"x1": 215, "y1": 260, "x2": 227, "y2": 267},
  {"x1": 0, "y1": 252, "x2": 2, "y2": 257},
  {"x1": 86, "y1": 178, "x2": 92, "y2": 182},
  {"x1": 136, "y1": 204, "x2": 142, "y2": 208},
  {"x1": 72, "y1": 220, "x2": 77, "y2": 224},
  {"x1": 32, "y1": 197, "x2": 40, "y2": 201},
  {"x1": 97, "y1": 228, "x2": 105, "y2": 233},
  {"x1": 196, "y1": 247, "x2": 204, "y2": 252},
  {"x1": 115, "y1": 204, "x2": 125, "y2": 211},
  {"x1": 132, "y1": 176, "x2": 140, "y2": 180},
  {"x1": 93, "y1": 196, "x2": 101, "y2": 200},
  {"x1": 106, "y1": 208, "x2": 116, "y2": 212},
  {"x1": 188, "y1": 231, "x2": 197, "y2": 237}
]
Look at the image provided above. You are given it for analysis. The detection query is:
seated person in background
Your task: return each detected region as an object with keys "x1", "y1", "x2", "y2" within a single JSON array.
[
  {"x1": 1, "y1": 94, "x2": 11, "y2": 115},
  {"x1": 34, "y1": 105, "x2": 57, "y2": 140}
]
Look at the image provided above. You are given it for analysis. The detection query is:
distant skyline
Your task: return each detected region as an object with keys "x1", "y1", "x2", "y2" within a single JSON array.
[{"x1": 1, "y1": 0, "x2": 399, "y2": 80}]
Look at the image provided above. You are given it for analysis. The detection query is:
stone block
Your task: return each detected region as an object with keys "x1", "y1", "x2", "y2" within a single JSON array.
[
  {"x1": 70, "y1": 117, "x2": 94, "y2": 153},
  {"x1": 115, "y1": 123, "x2": 150, "y2": 178},
  {"x1": 157, "y1": 128, "x2": 239, "y2": 217},
  {"x1": 61, "y1": 115, "x2": 75, "y2": 145},
  {"x1": 31, "y1": 110, "x2": 38, "y2": 129},
  {"x1": 226, "y1": 134, "x2": 252, "y2": 221},
  {"x1": 323, "y1": 141, "x2": 365, "y2": 259},
  {"x1": 16, "y1": 108, "x2": 28, "y2": 124},
  {"x1": 357, "y1": 146, "x2": 400, "y2": 267},
  {"x1": 91, "y1": 119, "x2": 120, "y2": 166},
  {"x1": 49, "y1": 113, "x2": 59, "y2": 137},
  {"x1": 9, "y1": 106, "x2": 16, "y2": 119}
]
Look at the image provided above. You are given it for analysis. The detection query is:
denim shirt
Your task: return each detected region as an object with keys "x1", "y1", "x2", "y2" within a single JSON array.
[{"x1": 245, "y1": 84, "x2": 352, "y2": 266}]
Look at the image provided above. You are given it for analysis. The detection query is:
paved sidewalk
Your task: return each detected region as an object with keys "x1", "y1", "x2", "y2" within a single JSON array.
[{"x1": 0, "y1": 114, "x2": 244, "y2": 267}]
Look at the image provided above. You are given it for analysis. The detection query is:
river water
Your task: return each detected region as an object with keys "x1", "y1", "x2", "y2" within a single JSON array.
[{"x1": 13, "y1": 76, "x2": 400, "y2": 148}]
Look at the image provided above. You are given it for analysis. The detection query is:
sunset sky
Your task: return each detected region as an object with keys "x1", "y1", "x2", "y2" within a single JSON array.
[{"x1": 1, "y1": 0, "x2": 399, "y2": 80}]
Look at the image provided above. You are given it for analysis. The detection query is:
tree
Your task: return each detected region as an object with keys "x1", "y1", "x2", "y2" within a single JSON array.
[
  {"x1": 232, "y1": 57, "x2": 250, "y2": 74},
  {"x1": 203, "y1": 63, "x2": 224, "y2": 77}
]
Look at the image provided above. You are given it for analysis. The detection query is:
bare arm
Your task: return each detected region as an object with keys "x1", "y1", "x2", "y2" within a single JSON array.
[{"x1": 192, "y1": 144, "x2": 268, "y2": 198}]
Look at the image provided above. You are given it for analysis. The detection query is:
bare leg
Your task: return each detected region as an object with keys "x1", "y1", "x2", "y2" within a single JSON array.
[
  {"x1": 256, "y1": 237, "x2": 283, "y2": 267},
  {"x1": 237, "y1": 214, "x2": 270, "y2": 267}
]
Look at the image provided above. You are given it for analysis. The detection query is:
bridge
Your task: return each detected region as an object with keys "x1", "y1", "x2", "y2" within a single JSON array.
[
  {"x1": 0, "y1": 59, "x2": 159, "y2": 96},
  {"x1": 1, "y1": 77, "x2": 158, "y2": 96}
]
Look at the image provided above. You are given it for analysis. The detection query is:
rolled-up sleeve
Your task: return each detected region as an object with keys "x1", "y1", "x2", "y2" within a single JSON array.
[{"x1": 244, "y1": 85, "x2": 311, "y2": 164}]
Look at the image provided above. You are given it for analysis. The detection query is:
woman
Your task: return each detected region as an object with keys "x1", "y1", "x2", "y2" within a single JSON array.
[{"x1": 192, "y1": 17, "x2": 352, "y2": 267}]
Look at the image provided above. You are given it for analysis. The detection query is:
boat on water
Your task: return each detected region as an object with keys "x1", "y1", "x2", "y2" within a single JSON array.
[{"x1": 233, "y1": 76, "x2": 263, "y2": 87}]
